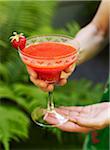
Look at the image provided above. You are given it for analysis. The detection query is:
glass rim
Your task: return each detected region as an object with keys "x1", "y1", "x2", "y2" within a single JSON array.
[{"x1": 18, "y1": 34, "x2": 79, "y2": 60}]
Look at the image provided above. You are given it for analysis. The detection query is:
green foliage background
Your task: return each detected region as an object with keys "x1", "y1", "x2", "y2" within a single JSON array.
[{"x1": 0, "y1": 1, "x2": 104, "y2": 150}]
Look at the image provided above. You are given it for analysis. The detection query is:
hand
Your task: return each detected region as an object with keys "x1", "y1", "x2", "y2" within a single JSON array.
[
  {"x1": 44, "y1": 102, "x2": 110, "y2": 133},
  {"x1": 27, "y1": 63, "x2": 76, "y2": 92}
]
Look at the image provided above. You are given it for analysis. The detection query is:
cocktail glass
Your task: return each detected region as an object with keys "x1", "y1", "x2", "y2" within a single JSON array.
[{"x1": 19, "y1": 35, "x2": 79, "y2": 127}]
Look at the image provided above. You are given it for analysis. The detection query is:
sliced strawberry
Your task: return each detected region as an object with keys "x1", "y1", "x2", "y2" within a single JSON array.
[{"x1": 10, "y1": 32, "x2": 26, "y2": 50}]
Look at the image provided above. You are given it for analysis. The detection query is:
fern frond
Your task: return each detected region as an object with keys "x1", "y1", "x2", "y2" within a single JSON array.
[
  {"x1": 0, "y1": 80, "x2": 103, "y2": 112},
  {"x1": 0, "y1": 105, "x2": 30, "y2": 150},
  {"x1": 0, "y1": 63, "x2": 10, "y2": 82}
]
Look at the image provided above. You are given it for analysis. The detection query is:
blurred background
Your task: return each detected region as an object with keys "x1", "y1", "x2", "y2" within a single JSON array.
[{"x1": 0, "y1": 1, "x2": 109, "y2": 150}]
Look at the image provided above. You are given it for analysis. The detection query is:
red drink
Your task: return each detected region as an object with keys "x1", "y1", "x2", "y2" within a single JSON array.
[
  {"x1": 20, "y1": 41, "x2": 78, "y2": 83},
  {"x1": 18, "y1": 35, "x2": 79, "y2": 127}
]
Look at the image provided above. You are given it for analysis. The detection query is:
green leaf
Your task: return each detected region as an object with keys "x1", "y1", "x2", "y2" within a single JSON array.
[
  {"x1": 0, "y1": 78, "x2": 103, "y2": 147},
  {"x1": 63, "y1": 21, "x2": 80, "y2": 36},
  {"x1": 0, "y1": 40, "x2": 7, "y2": 48},
  {"x1": 0, "y1": 84, "x2": 15, "y2": 100},
  {"x1": 0, "y1": 1, "x2": 58, "y2": 62},
  {"x1": 0, "y1": 79, "x2": 103, "y2": 112},
  {"x1": 0, "y1": 63, "x2": 10, "y2": 82},
  {"x1": 0, "y1": 105, "x2": 30, "y2": 150}
]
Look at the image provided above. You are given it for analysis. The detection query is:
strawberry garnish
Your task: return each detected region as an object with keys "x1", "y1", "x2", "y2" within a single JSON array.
[{"x1": 10, "y1": 32, "x2": 26, "y2": 50}]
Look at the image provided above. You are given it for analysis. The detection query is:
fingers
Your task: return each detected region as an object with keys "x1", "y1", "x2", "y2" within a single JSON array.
[
  {"x1": 27, "y1": 67, "x2": 54, "y2": 92},
  {"x1": 64, "y1": 64, "x2": 76, "y2": 73},
  {"x1": 58, "y1": 63, "x2": 76, "y2": 86},
  {"x1": 44, "y1": 113, "x2": 60, "y2": 125},
  {"x1": 55, "y1": 108, "x2": 69, "y2": 116},
  {"x1": 55, "y1": 108, "x2": 79, "y2": 120},
  {"x1": 27, "y1": 64, "x2": 76, "y2": 90},
  {"x1": 59, "y1": 106, "x2": 83, "y2": 112},
  {"x1": 64, "y1": 65, "x2": 73, "y2": 73},
  {"x1": 58, "y1": 79, "x2": 67, "y2": 86},
  {"x1": 43, "y1": 108, "x2": 93, "y2": 133},
  {"x1": 27, "y1": 63, "x2": 76, "y2": 90},
  {"x1": 60, "y1": 71, "x2": 71, "y2": 79},
  {"x1": 75, "y1": 117, "x2": 107, "y2": 130},
  {"x1": 44, "y1": 114, "x2": 92, "y2": 133},
  {"x1": 27, "y1": 66, "x2": 37, "y2": 78},
  {"x1": 54, "y1": 107, "x2": 97, "y2": 129},
  {"x1": 74, "y1": 116, "x2": 97, "y2": 128},
  {"x1": 59, "y1": 106, "x2": 107, "y2": 129},
  {"x1": 55, "y1": 107, "x2": 81, "y2": 123},
  {"x1": 57, "y1": 122, "x2": 92, "y2": 133},
  {"x1": 63, "y1": 105, "x2": 98, "y2": 128},
  {"x1": 60, "y1": 64, "x2": 76, "y2": 79},
  {"x1": 41, "y1": 84, "x2": 54, "y2": 92},
  {"x1": 30, "y1": 76, "x2": 54, "y2": 92},
  {"x1": 30, "y1": 76, "x2": 47, "y2": 88}
]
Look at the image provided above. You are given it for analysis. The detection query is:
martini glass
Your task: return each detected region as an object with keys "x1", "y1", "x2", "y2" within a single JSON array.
[{"x1": 19, "y1": 35, "x2": 79, "y2": 127}]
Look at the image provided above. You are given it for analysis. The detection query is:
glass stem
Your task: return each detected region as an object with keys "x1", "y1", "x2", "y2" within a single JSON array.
[{"x1": 47, "y1": 91, "x2": 55, "y2": 112}]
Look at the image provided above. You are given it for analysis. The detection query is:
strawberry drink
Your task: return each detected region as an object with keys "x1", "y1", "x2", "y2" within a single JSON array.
[
  {"x1": 20, "y1": 42, "x2": 77, "y2": 83},
  {"x1": 19, "y1": 35, "x2": 78, "y2": 84},
  {"x1": 10, "y1": 33, "x2": 79, "y2": 127}
]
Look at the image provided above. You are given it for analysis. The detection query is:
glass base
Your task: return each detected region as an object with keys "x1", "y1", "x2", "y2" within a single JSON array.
[{"x1": 31, "y1": 107, "x2": 68, "y2": 127}]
